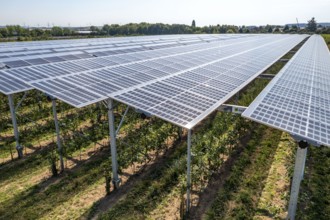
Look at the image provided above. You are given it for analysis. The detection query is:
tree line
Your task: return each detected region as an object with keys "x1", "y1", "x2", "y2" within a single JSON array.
[
  {"x1": 0, "y1": 25, "x2": 77, "y2": 41},
  {"x1": 0, "y1": 17, "x2": 329, "y2": 41}
]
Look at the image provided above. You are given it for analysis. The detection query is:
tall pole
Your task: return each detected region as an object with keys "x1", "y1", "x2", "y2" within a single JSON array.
[
  {"x1": 107, "y1": 98, "x2": 120, "y2": 188},
  {"x1": 287, "y1": 141, "x2": 308, "y2": 220},
  {"x1": 52, "y1": 99, "x2": 65, "y2": 172},
  {"x1": 8, "y1": 95, "x2": 23, "y2": 158},
  {"x1": 186, "y1": 129, "x2": 192, "y2": 213}
]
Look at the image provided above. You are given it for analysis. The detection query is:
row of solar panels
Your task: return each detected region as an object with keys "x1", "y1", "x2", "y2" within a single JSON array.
[
  {"x1": 0, "y1": 34, "x2": 252, "y2": 68},
  {"x1": 243, "y1": 35, "x2": 330, "y2": 147},
  {"x1": 0, "y1": 35, "x2": 265, "y2": 94},
  {"x1": 0, "y1": 35, "x2": 305, "y2": 128},
  {"x1": 0, "y1": 34, "x2": 249, "y2": 55},
  {"x1": 0, "y1": 34, "x2": 249, "y2": 51}
]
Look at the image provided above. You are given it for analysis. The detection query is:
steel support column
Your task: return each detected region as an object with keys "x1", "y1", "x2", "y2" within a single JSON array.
[
  {"x1": 52, "y1": 99, "x2": 65, "y2": 172},
  {"x1": 107, "y1": 99, "x2": 121, "y2": 188},
  {"x1": 235, "y1": 91, "x2": 239, "y2": 104},
  {"x1": 8, "y1": 94, "x2": 23, "y2": 158},
  {"x1": 186, "y1": 129, "x2": 192, "y2": 213},
  {"x1": 287, "y1": 141, "x2": 308, "y2": 220}
]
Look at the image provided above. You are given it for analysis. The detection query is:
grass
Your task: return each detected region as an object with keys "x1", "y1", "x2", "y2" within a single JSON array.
[
  {"x1": 254, "y1": 132, "x2": 296, "y2": 219},
  {"x1": 206, "y1": 125, "x2": 293, "y2": 219},
  {"x1": 322, "y1": 34, "x2": 330, "y2": 48}
]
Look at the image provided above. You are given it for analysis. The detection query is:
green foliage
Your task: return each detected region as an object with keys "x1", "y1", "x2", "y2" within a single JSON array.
[
  {"x1": 51, "y1": 26, "x2": 64, "y2": 36},
  {"x1": 227, "y1": 29, "x2": 234, "y2": 33},
  {"x1": 207, "y1": 125, "x2": 285, "y2": 219},
  {"x1": 192, "y1": 20, "x2": 196, "y2": 28},
  {"x1": 0, "y1": 27, "x2": 9, "y2": 37},
  {"x1": 90, "y1": 25, "x2": 100, "y2": 34},
  {"x1": 2, "y1": 22, "x2": 330, "y2": 43},
  {"x1": 268, "y1": 26, "x2": 273, "y2": 33},
  {"x1": 307, "y1": 17, "x2": 317, "y2": 32},
  {"x1": 322, "y1": 34, "x2": 330, "y2": 48}
]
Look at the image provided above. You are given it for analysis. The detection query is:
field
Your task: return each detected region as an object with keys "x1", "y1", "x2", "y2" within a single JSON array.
[
  {"x1": 0, "y1": 36, "x2": 329, "y2": 220},
  {"x1": 323, "y1": 34, "x2": 330, "y2": 46}
]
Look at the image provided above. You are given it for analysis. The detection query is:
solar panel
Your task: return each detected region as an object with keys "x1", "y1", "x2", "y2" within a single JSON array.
[
  {"x1": 243, "y1": 35, "x2": 330, "y2": 147},
  {"x1": 0, "y1": 35, "x2": 261, "y2": 95},
  {"x1": 0, "y1": 70, "x2": 30, "y2": 94},
  {"x1": 27, "y1": 35, "x2": 306, "y2": 129},
  {"x1": 4, "y1": 60, "x2": 31, "y2": 68}
]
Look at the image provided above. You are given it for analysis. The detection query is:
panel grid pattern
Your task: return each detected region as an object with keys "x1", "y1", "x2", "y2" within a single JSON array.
[
  {"x1": 0, "y1": 34, "x2": 250, "y2": 68},
  {"x1": 243, "y1": 35, "x2": 330, "y2": 147},
  {"x1": 27, "y1": 35, "x2": 306, "y2": 128},
  {"x1": 0, "y1": 35, "x2": 263, "y2": 95}
]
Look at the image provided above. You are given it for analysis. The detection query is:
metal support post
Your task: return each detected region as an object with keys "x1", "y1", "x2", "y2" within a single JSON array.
[
  {"x1": 287, "y1": 141, "x2": 308, "y2": 220},
  {"x1": 186, "y1": 129, "x2": 192, "y2": 213},
  {"x1": 107, "y1": 99, "x2": 121, "y2": 188},
  {"x1": 52, "y1": 99, "x2": 65, "y2": 172},
  {"x1": 235, "y1": 92, "x2": 239, "y2": 104},
  {"x1": 8, "y1": 95, "x2": 23, "y2": 158},
  {"x1": 218, "y1": 104, "x2": 247, "y2": 115}
]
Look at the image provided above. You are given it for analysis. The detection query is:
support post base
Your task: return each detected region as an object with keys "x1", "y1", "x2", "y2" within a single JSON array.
[
  {"x1": 112, "y1": 178, "x2": 121, "y2": 189},
  {"x1": 16, "y1": 145, "x2": 24, "y2": 158}
]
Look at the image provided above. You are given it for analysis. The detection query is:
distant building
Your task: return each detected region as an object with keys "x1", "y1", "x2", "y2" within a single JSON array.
[
  {"x1": 76, "y1": 30, "x2": 92, "y2": 34},
  {"x1": 286, "y1": 22, "x2": 330, "y2": 28}
]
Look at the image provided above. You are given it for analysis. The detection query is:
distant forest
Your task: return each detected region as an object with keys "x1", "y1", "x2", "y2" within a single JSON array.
[{"x1": 0, "y1": 18, "x2": 329, "y2": 42}]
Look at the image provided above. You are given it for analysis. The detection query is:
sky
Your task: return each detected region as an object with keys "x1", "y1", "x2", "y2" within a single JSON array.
[{"x1": 0, "y1": 0, "x2": 329, "y2": 27}]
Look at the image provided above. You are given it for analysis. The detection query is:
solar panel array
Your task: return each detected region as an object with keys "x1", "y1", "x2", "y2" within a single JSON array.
[
  {"x1": 0, "y1": 35, "x2": 260, "y2": 95},
  {"x1": 22, "y1": 34, "x2": 306, "y2": 129},
  {"x1": 243, "y1": 35, "x2": 330, "y2": 147},
  {"x1": 0, "y1": 34, "x2": 251, "y2": 68}
]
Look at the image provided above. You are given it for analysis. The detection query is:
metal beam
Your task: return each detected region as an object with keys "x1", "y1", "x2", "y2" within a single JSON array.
[
  {"x1": 258, "y1": 73, "x2": 275, "y2": 79},
  {"x1": 287, "y1": 141, "x2": 308, "y2": 220},
  {"x1": 8, "y1": 94, "x2": 23, "y2": 158},
  {"x1": 218, "y1": 104, "x2": 247, "y2": 114},
  {"x1": 115, "y1": 106, "x2": 130, "y2": 136},
  {"x1": 15, "y1": 92, "x2": 28, "y2": 112},
  {"x1": 186, "y1": 129, "x2": 192, "y2": 213},
  {"x1": 107, "y1": 98, "x2": 121, "y2": 188},
  {"x1": 135, "y1": 108, "x2": 152, "y2": 118},
  {"x1": 235, "y1": 91, "x2": 239, "y2": 104},
  {"x1": 52, "y1": 99, "x2": 65, "y2": 172}
]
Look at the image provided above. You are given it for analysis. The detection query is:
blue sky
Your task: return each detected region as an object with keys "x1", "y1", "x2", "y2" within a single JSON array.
[{"x1": 1, "y1": 0, "x2": 329, "y2": 27}]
